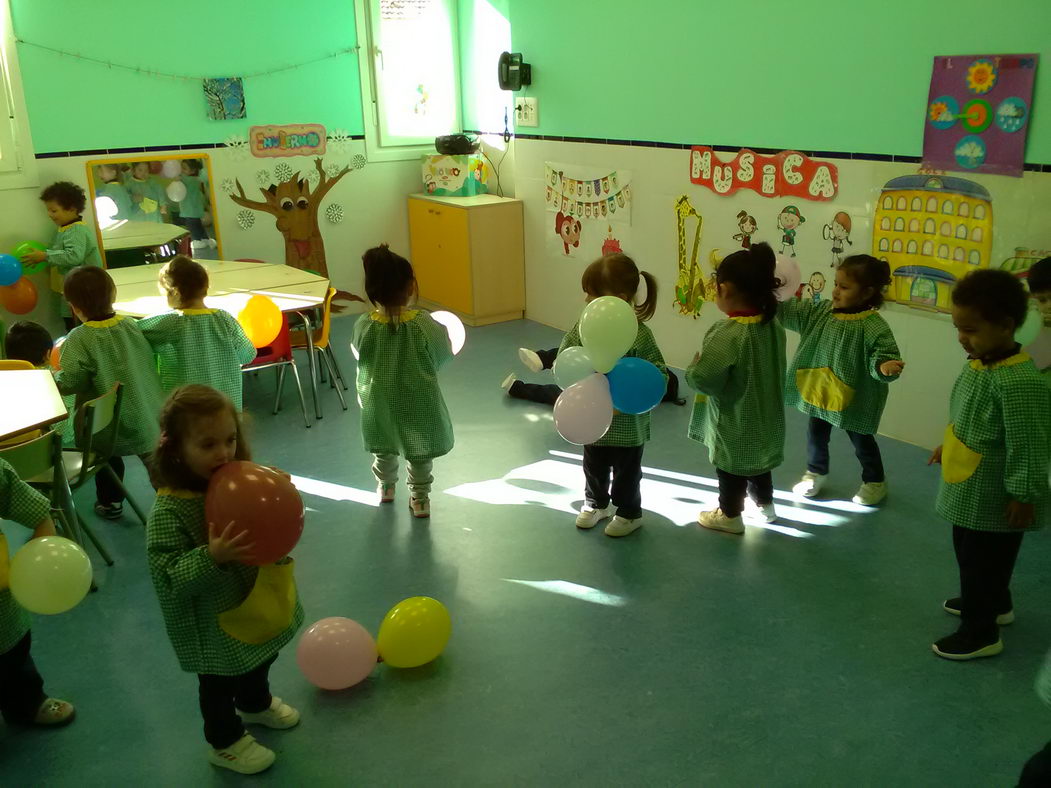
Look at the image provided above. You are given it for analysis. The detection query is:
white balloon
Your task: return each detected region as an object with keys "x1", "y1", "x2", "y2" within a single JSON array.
[
  {"x1": 774, "y1": 254, "x2": 802, "y2": 302},
  {"x1": 166, "y1": 181, "x2": 187, "y2": 202},
  {"x1": 161, "y1": 160, "x2": 181, "y2": 178},
  {"x1": 430, "y1": 310, "x2": 465, "y2": 355}
]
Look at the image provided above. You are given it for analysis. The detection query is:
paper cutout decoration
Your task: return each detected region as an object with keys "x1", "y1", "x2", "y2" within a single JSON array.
[
  {"x1": 922, "y1": 54, "x2": 1038, "y2": 178},
  {"x1": 872, "y1": 174, "x2": 993, "y2": 314},
  {"x1": 224, "y1": 134, "x2": 250, "y2": 160},
  {"x1": 325, "y1": 203, "x2": 344, "y2": 224},
  {"x1": 545, "y1": 164, "x2": 633, "y2": 222},
  {"x1": 732, "y1": 211, "x2": 757, "y2": 249},
  {"x1": 1000, "y1": 247, "x2": 1051, "y2": 280},
  {"x1": 822, "y1": 211, "x2": 853, "y2": 267},
  {"x1": 777, "y1": 205, "x2": 806, "y2": 257},
  {"x1": 689, "y1": 147, "x2": 838, "y2": 201},
  {"x1": 601, "y1": 226, "x2": 623, "y2": 256},
  {"x1": 674, "y1": 195, "x2": 705, "y2": 318},
  {"x1": 274, "y1": 163, "x2": 294, "y2": 182},
  {"x1": 203, "y1": 78, "x2": 246, "y2": 120},
  {"x1": 236, "y1": 210, "x2": 256, "y2": 230},
  {"x1": 255, "y1": 169, "x2": 272, "y2": 187},
  {"x1": 798, "y1": 271, "x2": 826, "y2": 302},
  {"x1": 555, "y1": 212, "x2": 581, "y2": 254},
  {"x1": 250, "y1": 124, "x2": 327, "y2": 158}
]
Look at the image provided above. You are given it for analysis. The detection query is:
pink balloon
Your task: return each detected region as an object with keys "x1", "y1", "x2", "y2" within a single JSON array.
[
  {"x1": 774, "y1": 254, "x2": 801, "y2": 302},
  {"x1": 296, "y1": 617, "x2": 377, "y2": 690},
  {"x1": 553, "y1": 373, "x2": 614, "y2": 445}
]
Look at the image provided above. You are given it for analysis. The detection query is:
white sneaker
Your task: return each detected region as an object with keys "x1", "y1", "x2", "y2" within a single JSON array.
[
  {"x1": 240, "y1": 696, "x2": 300, "y2": 729},
  {"x1": 207, "y1": 238, "x2": 218, "y2": 248},
  {"x1": 410, "y1": 497, "x2": 430, "y2": 518},
  {"x1": 377, "y1": 483, "x2": 395, "y2": 503},
  {"x1": 208, "y1": 734, "x2": 275, "y2": 774},
  {"x1": 604, "y1": 515, "x2": 641, "y2": 537},
  {"x1": 698, "y1": 508, "x2": 745, "y2": 534},
  {"x1": 501, "y1": 373, "x2": 516, "y2": 393},
  {"x1": 190, "y1": 239, "x2": 208, "y2": 251},
  {"x1": 852, "y1": 481, "x2": 887, "y2": 506},
  {"x1": 755, "y1": 503, "x2": 777, "y2": 523},
  {"x1": 793, "y1": 471, "x2": 827, "y2": 498},
  {"x1": 518, "y1": 348, "x2": 544, "y2": 373},
  {"x1": 575, "y1": 505, "x2": 612, "y2": 529}
]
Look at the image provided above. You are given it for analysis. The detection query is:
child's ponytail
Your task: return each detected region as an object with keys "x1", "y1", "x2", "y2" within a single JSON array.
[{"x1": 635, "y1": 270, "x2": 658, "y2": 322}]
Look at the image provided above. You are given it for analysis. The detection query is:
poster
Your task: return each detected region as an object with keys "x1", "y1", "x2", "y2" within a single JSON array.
[
  {"x1": 545, "y1": 162, "x2": 632, "y2": 259},
  {"x1": 203, "y1": 78, "x2": 246, "y2": 120},
  {"x1": 250, "y1": 124, "x2": 327, "y2": 158},
  {"x1": 922, "y1": 54, "x2": 1038, "y2": 178},
  {"x1": 689, "y1": 147, "x2": 838, "y2": 201}
]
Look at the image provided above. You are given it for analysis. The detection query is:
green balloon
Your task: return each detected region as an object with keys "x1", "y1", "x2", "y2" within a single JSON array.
[
  {"x1": 12, "y1": 240, "x2": 47, "y2": 274},
  {"x1": 579, "y1": 295, "x2": 638, "y2": 373}
]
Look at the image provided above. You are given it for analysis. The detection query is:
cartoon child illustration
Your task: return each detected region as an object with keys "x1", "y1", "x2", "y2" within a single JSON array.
[
  {"x1": 732, "y1": 210, "x2": 758, "y2": 249},
  {"x1": 601, "y1": 225, "x2": 622, "y2": 256},
  {"x1": 822, "y1": 211, "x2": 853, "y2": 267},
  {"x1": 555, "y1": 211, "x2": 582, "y2": 255},
  {"x1": 808, "y1": 271, "x2": 826, "y2": 302},
  {"x1": 777, "y1": 205, "x2": 805, "y2": 257}
]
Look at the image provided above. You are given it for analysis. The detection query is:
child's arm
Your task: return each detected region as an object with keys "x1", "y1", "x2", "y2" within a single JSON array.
[
  {"x1": 0, "y1": 458, "x2": 53, "y2": 533},
  {"x1": 1002, "y1": 376, "x2": 1051, "y2": 527},
  {"x1": 419, "y1": 312, "x2": 454, "y2": 369},
  {"x1": 776, "y1": 298, "x2": 816, "y2": 334},
  {"x1": 635, "y1": 324, "x2": 668, "y2": 381},
  {"x1": 45, "y1": 228, "x2": 94, "y2": 277},
  {"x1": 146, "y1": 508, "x2": 247, "y2": 599},
  {"x1": 137, "y1": 313, "x2": 178, "y2": 350},
  {"x1": 219, "y1": 311, "x2": 258, "y2": 365},
  {"x1": 52, "y1": 332, "x2": 95, "y2": 397},
  {"x1": 686, "y1": 322, "x2": 738, "y2": 397},
  {"x1": 866, "y1": 319, "x2": 905, "y2": 381}
]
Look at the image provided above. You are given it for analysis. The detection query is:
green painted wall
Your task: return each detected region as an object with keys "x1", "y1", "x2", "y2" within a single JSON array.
[
  {"x1": 12, "y1": 0, "x2": 364, "y2": 152},
  {"x1": 459, "y1": 0, "x2": 512, "y2": 133},
  {"x1": 505, "y1": 0, "x2": 1051, "y2": 161}
]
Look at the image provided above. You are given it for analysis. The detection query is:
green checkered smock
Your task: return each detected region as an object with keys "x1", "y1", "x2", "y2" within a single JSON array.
[
  {"x1": 352, "y1": 310, "x2": 454, "y2": 461},
  {"x1": 936, "y1": 354, "x2": 1051, "y2": 532},
  {"x1": 55, "y1": 316, "x2": 164, "y2": 457},
  {"x1": 0, "y1": 458, "x2": 51, "y2": 654},
  {"x1": 147, "y1": 490, "x2": 304, "y2": 675},
  {"x1": 779, "y1": 300, "x2": 901, "y2": 435},
  {"x1": 139, "y1": 309, "x2": 258, "y2": 411},
  {"x1": 125, "y1": 176, "x2": 167, "y2": 223},
  {"x1": 687, "y1": 315, "x2": 787, "y2": 476},
  {"x1": 558, "y1": 321, "x2": 667, "y2": 447},
  {"x1": 46, "y1": 221, "x2": 102, "y2": 318}
]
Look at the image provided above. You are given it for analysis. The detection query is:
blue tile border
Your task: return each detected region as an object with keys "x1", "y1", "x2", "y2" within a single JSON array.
[{"x1": 34, "y1": 135, "x2": 366, "y2": 159}]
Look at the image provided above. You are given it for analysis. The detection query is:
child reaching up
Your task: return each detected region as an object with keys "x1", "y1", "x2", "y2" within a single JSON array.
[
  {"x1": 559, "y1": 253, "x2": 666, "y2": 538},
  {"x1": 147, "y1": 385, "x2": 303, "y2": 774},
  {"x1": 930, "y1": 270, "x2": 1051, "y2": 660},
  {"x1": 352, "y1": 245, "x2": 454, "y2": 518},
  {"x1": 126, "y1": 161, "x2": 167, "y2": 223},
  {"x1": 779, "y1": 255, "x2": 904, "y2": 505},
  {"x1": 139, "y1": 256, "x2": 257, "y2": 410},
  {"x1": 687, "y1": 243, "x2": 787, "y2": 535}
]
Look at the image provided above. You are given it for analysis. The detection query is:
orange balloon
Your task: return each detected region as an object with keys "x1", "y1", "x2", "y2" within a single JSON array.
[
  {"x1": 0, "y1": 277, "x2": 37, "y2": 315},
  {"x1": 237, "y1": 295, "x2": 281, "y2": 348},
  {"x1": 50, "y1": 336, "x2": 65, "y2": 371}
]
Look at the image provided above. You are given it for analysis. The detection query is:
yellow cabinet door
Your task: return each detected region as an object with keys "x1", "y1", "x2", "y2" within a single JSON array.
[{"x1": 409, "y1": 199, "x2": 472, "y2": 314}]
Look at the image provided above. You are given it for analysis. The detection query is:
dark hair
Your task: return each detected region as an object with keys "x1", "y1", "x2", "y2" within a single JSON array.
[
  {"x1": 63, "y1": 266, "x2": 116, "y2": 321},
  {"x1": 181, "y1": 158, "x2": 202, "y2": 175},
  {"x1": 40, "y1": 181, "x2": 86, "y2": 213},
  {"x1": 362, "y1": 244, "x2": 417, "y2": 324},
  {"x1": 580, "y1": 253, "x2": 658, "y2": 321},
  {"x1": 837, "y1": 254, "x2": 891, "y2": 309},
  {"x1": 5, "y1": 321, "x2": 53, "y2": 366},
  {"x1": 159, "y1": 255, "x2": 209, "y2": 304},
  {"x1": 152, "y1": 385, "x2": 251, "y2": 492},
  {"x1": 715, "y1": 242, "x2": 779, "y2": 322},
  {"x1": 1028, "y1": 256, "x2": 1051, "y2": 294},
  {"x1": 952, "y1": 269, "x2": 1028, "y2": 329}
]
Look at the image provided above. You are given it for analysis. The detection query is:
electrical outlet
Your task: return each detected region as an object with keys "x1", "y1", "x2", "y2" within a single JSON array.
[{"x1": 515, "y1": 97, "x2": 538, "y2": 127}]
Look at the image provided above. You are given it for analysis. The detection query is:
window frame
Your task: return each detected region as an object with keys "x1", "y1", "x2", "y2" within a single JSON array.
[
  {"x1": 0, "y1": 2, "x2": 38, "y2": 190},
  {"x1": 354, "y1": 0, "x2": 462, "y2": 163}
]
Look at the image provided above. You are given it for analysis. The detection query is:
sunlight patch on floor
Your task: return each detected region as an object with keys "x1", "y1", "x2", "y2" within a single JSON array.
[
  {"x1": 505, "y1": 578, "x2": 627, "y2": 607},
  {"x1": 289, "y1": 475, "x2": 380, "y2": 507}
]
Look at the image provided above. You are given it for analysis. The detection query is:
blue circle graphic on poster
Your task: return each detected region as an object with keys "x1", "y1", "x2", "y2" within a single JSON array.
[
  {"x1": 995, "y1": 97, "x2": 1028, "y2": 133},
  {"x1": 928, "y1": 95, "x2": 958, "y2": 129},
  {"x1": 954, "y1": 135, "x2": 986, "y2": 170}
]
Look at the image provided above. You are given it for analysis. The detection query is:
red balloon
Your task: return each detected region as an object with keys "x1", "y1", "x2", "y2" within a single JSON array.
[
  {"x1": 205, "y1": 462, "x2": 304, "y2": 566},
  {"x1": 0, "y1": 277, "x2": 38, "y2": 315}
]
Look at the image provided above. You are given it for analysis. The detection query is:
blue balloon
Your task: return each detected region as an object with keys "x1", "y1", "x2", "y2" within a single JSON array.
[
  {"x1": 606, "y1": 357, "x2": 665, "y2": 415},
  {"x1": 0, "y1": 253, "x2": 21, "y2": 286}
]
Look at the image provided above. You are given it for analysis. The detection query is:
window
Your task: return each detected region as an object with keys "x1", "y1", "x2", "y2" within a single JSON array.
[
  {"x1": 911, "y1": 197, "x2": 922, "y2": 211},
  {"x1": 878, "y1": 237, "x2": 889, "y2": 252},
  {"x1": 927, "y1": 197, "x2": 938, "y2": 212},
  {"x1": 924, "y1": 218, "x2": 935, "y2": 234},
  {"x1": 909, "y1": 218, "x2": 920, "y2": 233},
  {"x1": 954, "y1": 247, "x2": 965, "y2": 262},
  {"x1": 355, "y1": 0, "x2": 461, "y2": 161},
  {"x1": 894, "y1": 217, "x2": 905, "y2": 231},
  {"x1": 883, "y1": 196, "x2": 893, "y2": 209},
  {"x1": 907, "y1": 240, "x2": 918, "y2": 254},
  {"x1": 955, "y1": 224, "x2": 967, "y2": 239},
  {"x1": 922, "y1": 240, "x2": 934, "y2": 256},
  {"x1": 971, "y1": 226, "x2": 983, "y2": 242},
  {"x1": 940, "y1": 221, "x2": 951, "y2": 236},
  {"x1": 969, "y1": 250, "x2": 981, "y2": 265},
  {"x1": 975, "y1": 204, "x2": 987, "y2": 220},
  {"x1": 880, "y1": 217, "x2": 891, "y2": 231},
  {"x1": 0, "y1": 3, "x2": 38, "y2": 188},
  {"x1": 942, "y1": 200, "x2": 954, "y2": 214},
  {"x1": 938, "y1": 244, "x2": 949, "y2": 259},
  {"x1": 958, "y1": 202, "x2": 970, "y2": 217},
  {"x1": 892, "y1": 239, "x2": 903, "y2": 253},
  {"x1": 896, "y1": 196, "x2": 907, "y2": 210}
]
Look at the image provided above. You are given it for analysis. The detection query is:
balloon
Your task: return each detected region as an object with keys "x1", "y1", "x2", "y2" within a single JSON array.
[
  {"x1": 205, "y1": 462, "x2": 305, "y2": 566},
  {"x1": 296, "y1": 617, "x2": 378, "y2": 690},
  {"x1": 377, "y1": 597, "x2": 452, "y2": 668},
  {"x1": 50, "y1": 336, "x2": 66, "y2": 371},
  {"x1": 9, "y1": 537, "x2": 92, "y2": 615},
  {"x1": 237, "y1": 295, "x2": 282, "y2": 348},
  {"x1": 161, "y1": 159, "x2": 182, "y2": 178},
  {"x1": 1027, "y1": 321, "x2": 1051, "y2": 369},
  {"x1": 166, "y1": 180, "x2": 187, "y2": 202},
  {"x1": 606, "y1": 357, "x2": 665, "y2": 414},
  {"x1": 552, "y1": 345, "x2": 595, "y2": 389},
  {"x1": 1016, "y1": 304, "x2": 1043, "y2": 347},
  {"x1": 579, "y1": 296, "x2": 638, "y2": 373},
  {"x1": 430, "y1": 310, "x2": 466, "y2": 355},
  {"x1": 12, "y1": 241, "x2": 46, "y2": 274},
  {"x1": 553, "y1": 373, "x2": 614, "y2": 445},
  {"x1": 774, "y1": 254, "x2": 801, "y2": 302},
  {"x1": 0, "y1": 277, "x2": 37, "y2": 314},
  {"x1": 0, "y1": 253, "x2": 22, "y2": 286}
]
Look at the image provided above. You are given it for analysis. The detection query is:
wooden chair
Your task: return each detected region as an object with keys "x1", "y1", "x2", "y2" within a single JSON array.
[
  {"x1": 290, "y1": 287, "x2": 348, "y2": 411},
  {"x1": 242, "y1": 314, "x2": 311, "y2": 428}
]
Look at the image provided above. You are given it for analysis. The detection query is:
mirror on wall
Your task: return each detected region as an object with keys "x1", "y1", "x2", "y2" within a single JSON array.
[{"x1": 85, "y1": 153, "x2": 222, "y2": 268}]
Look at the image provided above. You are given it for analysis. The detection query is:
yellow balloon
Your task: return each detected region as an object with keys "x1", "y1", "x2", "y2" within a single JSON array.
[
  {"x1": 376, "y1": 596, "x2": 451, "y2": 668},
  {"x1": 238, "y1": 295, "x2": 282, "y2": 348},
  {"x1": 9, "y1": 536, "x2": 92, "y2": 615}
]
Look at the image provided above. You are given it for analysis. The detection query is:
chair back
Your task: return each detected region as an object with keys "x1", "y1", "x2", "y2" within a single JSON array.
[
  {"x1": 246, "y1": 315, "x2": 293, "y2": 366},
  {"x1": 0, "y1": 359, "x2": 34, "y2": 370},
  {"x1": 0, "y1": 429, "x2": 61, "y2": 481},
  {"x1": 290, "y1": 287, "x2": 335, "y2": 350},
  {"x1": 176, "y1": 234, "x2": 191, "y2": 256},
  {"x1": 73, "y1": 384, "x2": 124, "y2": 482}
]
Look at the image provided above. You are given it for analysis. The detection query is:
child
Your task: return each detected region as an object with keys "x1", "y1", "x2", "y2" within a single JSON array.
[
  {"x1": 0, "y1": 458, "x2": 75, "y2": 727},
  {"x1": 4, "y1": 321, "x2": 52, "y2": 368},
  {"x1": 125, "y1": 161, "x2": 167, "y2": 223},
  {"x1": 147, "y1": 385, "x2": 303, "y2": 775},
  {"x1": 178, "y1": 159, "x2": 214, "y2": 251},
  {"x1": 55, "y1": 266, "x2": 164, "y2": 520},
  {"x1": 352, "y1": 245, "x2": 454, "y2": 518},
  {"x1": 558, "y1": 253, "x2": 667, "y2": 538},
  {"x1": 94, "y1": 164, "x2": 133, "y2": 221},
  {"x1": 19, "y1": 181, "x2": 103, "y2": 331},
  {"x1": 139, "y1": 256, "x2": 257, "y2": 410},
  {"x1": 687, "y1": 242, "x2": 787, "y2": 534},
  {"x1": 780, "y1": 255, "x2": 904, "y2": 506},
  {"x1": 929, "y1": 269, "x2": 1051, "y2": 660},
  {"x1": 1027, "y1": 256, "x2": 1051, "y2": 381}
]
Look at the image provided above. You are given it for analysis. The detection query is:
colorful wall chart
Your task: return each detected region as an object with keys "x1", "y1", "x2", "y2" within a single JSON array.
[
  {"x1": 922, "y1": 54, "x2": 1038, "y2": 178},
  {"x1": 545, "y1": 162, "x2": 632, "y2": 259},
  {"x1": 689, "y1": 147, "x2": 839, "y2": 201}
]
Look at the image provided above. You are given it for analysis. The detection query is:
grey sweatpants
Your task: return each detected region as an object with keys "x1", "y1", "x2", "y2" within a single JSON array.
[{"x1": 372, "y1": 454, "x2": 434, "y2": 499}]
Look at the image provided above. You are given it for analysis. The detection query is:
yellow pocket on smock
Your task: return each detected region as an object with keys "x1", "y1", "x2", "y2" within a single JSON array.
[
  {"x1": 0, "y1": 533, "x2": 9, "y2": 591},
  {"x1": 796, "y1": 367, "x2": 855, "y2": 412},
  {"x1": 141, "y1": 197, "x2": 159, "y2": 214},
  {"x1": 218, "y1": 561, "x2": 297, "y2": 645},
  {"x1": 941, "y1": 424, "x2": 982, "y2": 484}
]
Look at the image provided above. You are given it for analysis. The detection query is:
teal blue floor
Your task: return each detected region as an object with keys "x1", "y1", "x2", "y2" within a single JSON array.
[{"x1": 3, "y1": 317, "x2": 1050, "y2": 785}]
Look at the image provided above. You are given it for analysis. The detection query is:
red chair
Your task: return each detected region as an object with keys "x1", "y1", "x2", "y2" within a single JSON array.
[
  {"x1": 241, "y1": 314, "x2": 311, "y2": 428},
  {"x1": 176, "y1": 233, "x2": 192, "y2": 257}
]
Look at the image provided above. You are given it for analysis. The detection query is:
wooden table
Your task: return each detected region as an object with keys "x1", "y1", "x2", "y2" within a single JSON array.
[
  {"x1": 108, "y1": 261, "x2": 331, "y2": 420},
  {"x1": 101, "y1": 220, "x2": 188, "y2": 251}
]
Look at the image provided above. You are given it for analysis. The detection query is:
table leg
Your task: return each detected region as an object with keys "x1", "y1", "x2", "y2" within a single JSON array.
[
  {"x1": 50, "y1": 433, "x2": 81, "y2": 547},
  {"x1": 296, "y1": 310, "x2": 323, "y2": 420}
]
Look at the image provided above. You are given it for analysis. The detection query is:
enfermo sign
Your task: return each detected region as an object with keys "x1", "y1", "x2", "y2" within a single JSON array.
[{"x1": 250, "y1": 124, "x2": 327, "y2": 158}]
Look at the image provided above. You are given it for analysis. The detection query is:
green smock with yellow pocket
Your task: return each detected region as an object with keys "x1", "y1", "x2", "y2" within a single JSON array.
[{"x1": 0, "y1": 458, "x2": 51, "y2": 654}]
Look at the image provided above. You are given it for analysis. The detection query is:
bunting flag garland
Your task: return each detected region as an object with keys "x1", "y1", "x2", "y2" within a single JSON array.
[{"x1": 544, "y1": 163, "x2": 633, "y2": 221}]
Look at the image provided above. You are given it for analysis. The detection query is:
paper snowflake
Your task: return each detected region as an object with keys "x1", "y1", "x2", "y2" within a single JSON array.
[
  {"x1": 255, "y1": 169, "x2": 272, "y2": 187},
  {"x1": 236, "y1": 210, "x2": 256, "y2": 230},
  {"x1": 224, "y1": 134, "x2": 249, "y2": 161},
  {"x1": 328, "y1": 128, "x2": 353, "y2": 154},
  {"x1": 325, "y1": 203, "x2": 344, "y2": 224},
  {"x1": 274, "y1": 162, "x2": 294, "y2": 182},
  {"x1": 325, "y1": 163, "x2": 342, "y2": 179},
  {"x1": 220, "y1": 178, "x2": 236, "y2": 195},
  {"x1": 352, "y1": 154, "x2": 367, "y2": 170},
  {"x1": 305, "y1": 168, "x2": 321, "y2": 187}
]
